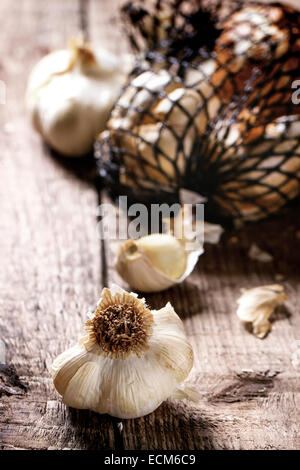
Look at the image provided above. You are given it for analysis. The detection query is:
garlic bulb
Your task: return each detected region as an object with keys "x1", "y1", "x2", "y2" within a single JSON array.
[
  {"x1": 237, "y1": 284, "x2": 287, "y2": 338},
  {"x1": 116, "y1": 233, "x2": 203, "y2": 293},
  {"x1": 26, "y1": 37, "x2": 130, "y2": 156},
  {"x1": 97, "y1": 2, "x2": 300, "y2": 221},
  {"x1": 106, "y1": 68, "x2": 208, "y2": 189},
  {"x1": 52, "y1": 285, "x2": 198, "y2": 419}
]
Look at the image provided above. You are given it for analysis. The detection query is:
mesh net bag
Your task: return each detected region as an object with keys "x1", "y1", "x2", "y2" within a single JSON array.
[{"x1": 95, "y1": 0, "x2": 300, "y2": 221}]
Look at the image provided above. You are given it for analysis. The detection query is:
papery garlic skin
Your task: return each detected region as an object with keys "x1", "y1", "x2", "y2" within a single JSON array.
[
  {"x1": 248, "y1": 244, "x2": 273, "y2": 263},
  {"x1": 115, "y1": 234, "x2": 203, "y2": 293},
  {"x1": 26, "y1": 38, "x2": 130, "y2": 156},
  {"x1": 237, "y1": 284, "x2": 287, "y2": 338},
  {"x1": 52, "y1": 285, "x2": 197, "y2": 419}
]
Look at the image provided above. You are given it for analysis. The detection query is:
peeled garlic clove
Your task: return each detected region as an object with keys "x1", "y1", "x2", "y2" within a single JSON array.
[
  {"x1": 116, "y1": 234, "x2": 203, "y2": 293},
  {"x1": 52, "y1": 285, "x2": 198, "y2": 419},
  {"x1": 26, "y1": 37, "x2": 131, "y2": 157},
  {"x1": 236, "y1": 284, "x2": 287, "y2": 338}
]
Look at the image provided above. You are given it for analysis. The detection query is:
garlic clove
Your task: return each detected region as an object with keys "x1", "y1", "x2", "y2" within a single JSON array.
[
  {"x1": 149, "y1": 302, "x2": 193, "y2": 382},
  {"x1": 52, "y1": 285, "x2": 198, "y2": 419},
  {"x1": 26, "y1": 37, "x2": 131, "y2": 157},
  {"x1": 52, "y1": 343, "x2": 91, "y2": 396},
  {"x1": 116, "y1": 243, "x2": 178, "y2": 292},
  {"x1": 97, "y1": 357, "x2": 179, "y2": 418},
  {"x1": 116, "y1": 234, "x2": 203, "y2": 293},
  {"x1": 236, "y1": 284, "x2": 287, "y2": 338},
  {"x1": 136, "y1": 234, "x2": 187, "y2": 279},
  {"x1": 63, "y1": 361, "x2": 103, "y2": 411}
]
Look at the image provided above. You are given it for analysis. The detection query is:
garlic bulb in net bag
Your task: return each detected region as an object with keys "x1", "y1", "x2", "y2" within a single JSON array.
[{"x1": 95, "y1": 0, "x2": 300, "y2": 221}]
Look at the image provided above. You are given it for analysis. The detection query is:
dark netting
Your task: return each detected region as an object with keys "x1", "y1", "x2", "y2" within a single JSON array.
[{"x1": 95, "y1": 0, "x2": 300, "y2": 221}]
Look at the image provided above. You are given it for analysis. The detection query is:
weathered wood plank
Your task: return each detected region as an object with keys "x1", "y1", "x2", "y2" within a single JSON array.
[{"x1": 0, "y1": 0, "x2": 116, "y2": 450}]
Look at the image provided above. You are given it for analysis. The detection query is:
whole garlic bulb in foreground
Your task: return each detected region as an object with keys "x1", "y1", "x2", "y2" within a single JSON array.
[
  {"x1": 26, "y1": 37, "x2": 130, "y2": 156},
  {"x1": 116, "y1": 233, "x2": 203, "y2": 293},
  {"x1": 52, "y1": 285, "x2": 198, "y2": 419}
]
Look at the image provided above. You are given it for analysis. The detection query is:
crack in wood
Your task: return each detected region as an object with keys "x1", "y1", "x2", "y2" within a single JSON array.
[
  {"x1": 79, "y1": 0, "x2": 90, "y2": 39},
  {"x1": 209, "y1": 370, "x2": 280, "y2": 404}
]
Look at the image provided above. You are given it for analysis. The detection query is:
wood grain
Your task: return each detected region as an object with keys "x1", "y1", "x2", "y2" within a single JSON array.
[
  {"x1": 0, "y1": 0, "x2": 300, "y2": 450},
  {"x1": 0, "y1": 0, "x2": 115, "y2": 450}
]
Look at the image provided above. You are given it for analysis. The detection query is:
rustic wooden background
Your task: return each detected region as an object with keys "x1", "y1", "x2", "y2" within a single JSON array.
[{"x1": 0, "y1": 0, "x2": 299, "y2": 450}]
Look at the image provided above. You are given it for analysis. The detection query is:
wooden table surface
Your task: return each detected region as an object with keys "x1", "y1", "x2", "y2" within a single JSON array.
[{"x1": 0, "y1": 0, "x2": 299, "y2": 450}]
